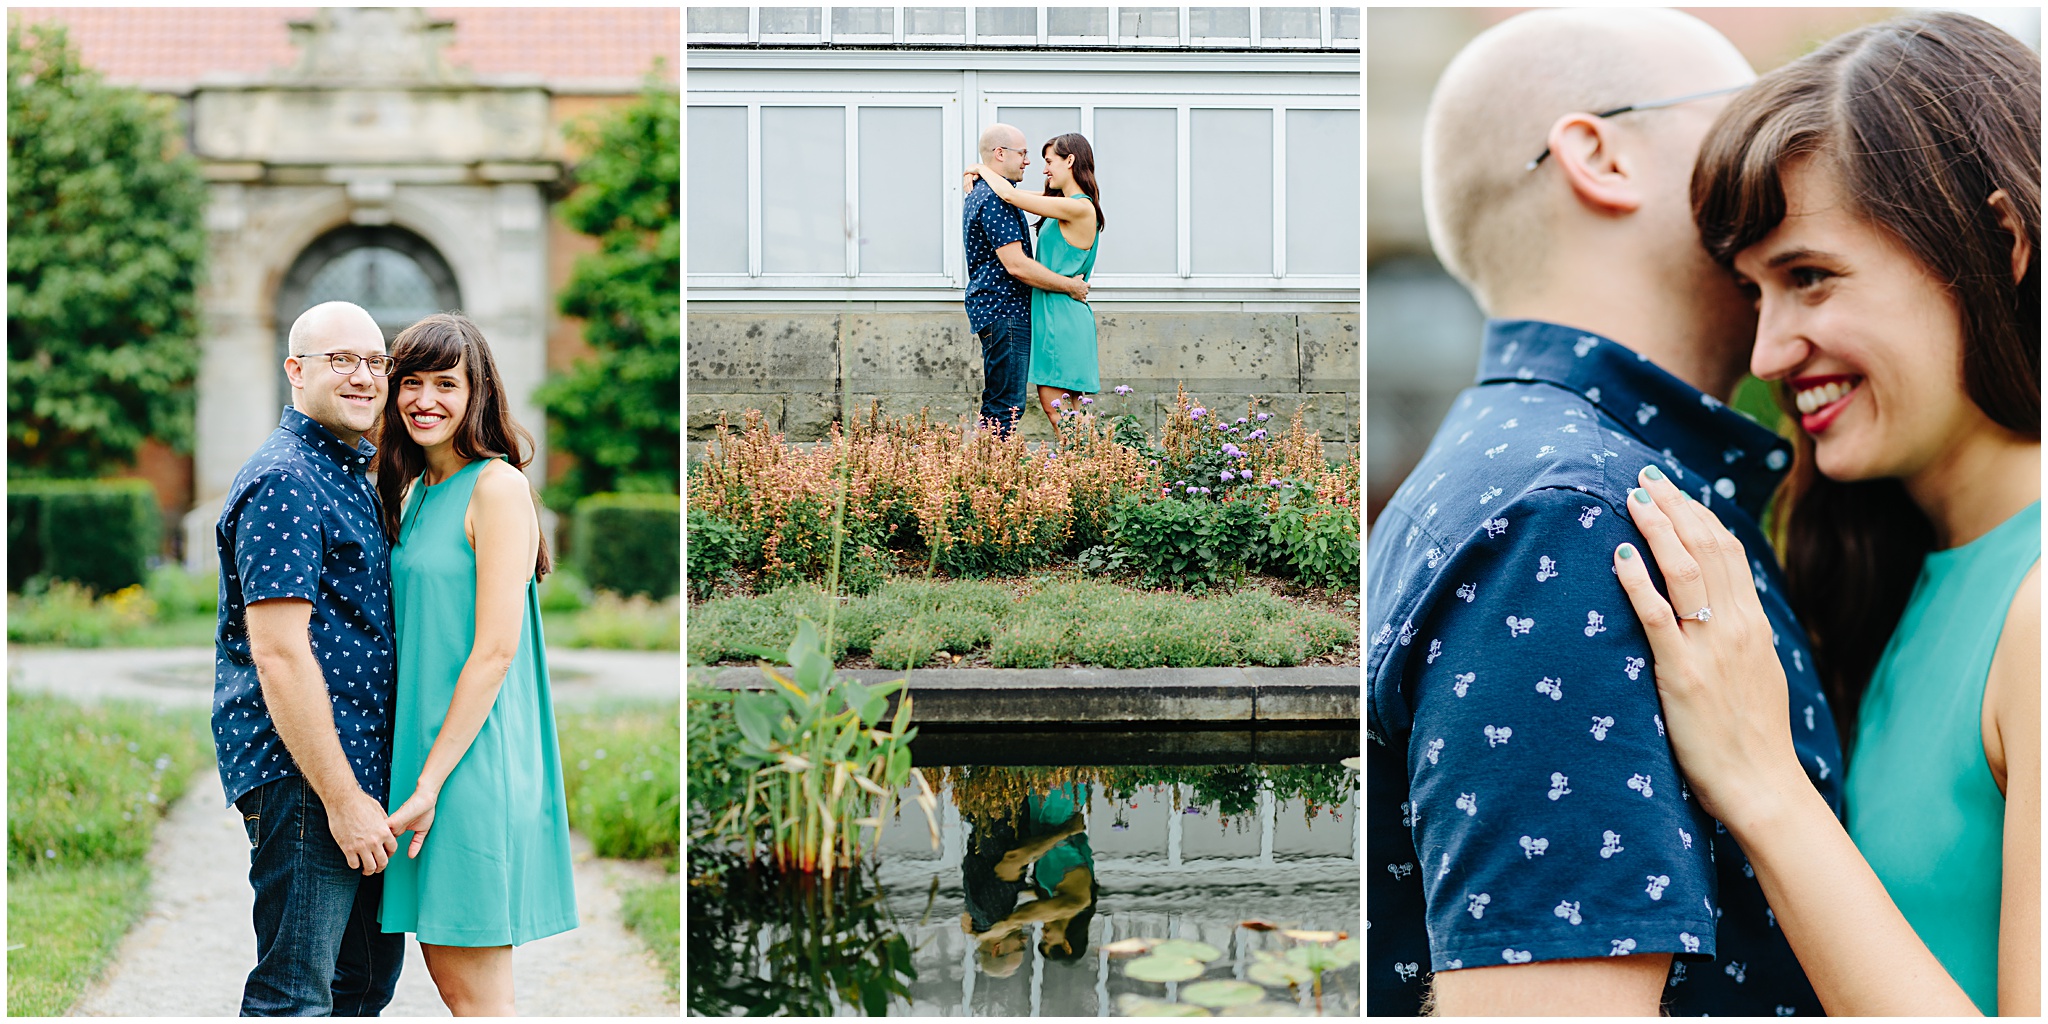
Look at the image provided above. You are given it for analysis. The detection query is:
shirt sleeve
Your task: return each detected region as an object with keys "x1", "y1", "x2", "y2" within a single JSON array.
[
  {"x1": 233, "y1": 470, "x2": 325, "y2": 604},
  {"x1": 1401, "y1": 486, "x2": 1720, "y2": 971},
  {"x1": 980, "y1": 191, "x2": 1025, "y2": 249}
]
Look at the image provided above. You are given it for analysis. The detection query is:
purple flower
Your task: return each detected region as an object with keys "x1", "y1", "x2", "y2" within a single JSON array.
[
  {"x1": 1198, "y1": 487, "x2": 1211, "y2": 495},
  {"x1": 1185, "y1": 486, "x2": 1198, "y2": 495},
  {"x1": 1114, "y1": 384, "x2": 1133, "y2": 396},
  {"x1": 1175, "y1": 480, "x2": 1186, "y2": 486},
  {"x1": 1221, "y1": 443, "x2": 1242, "y2": 457},
  {"x1": 1268, "y1": 478, "x2": 1282, "y2": 487},
  {"x1": 1081, "y1": 397, "x2": 1094, "y2": 405},
  {"x1": 1257, "y1": 412, "x2": 1271, "y2": 422},
  {"x1": 1237, "y1": 417, "x2": 1248, "y2": 425},
  {"x1": 1220, "y1": 470, "x2": 1235, "y2": 482},
  {"x1": 1051, "y1": 398, "x2": 1063, "y2": 408},
  {"x1": 1191, "y1": 407, "x2": 1207, "y2": 419},
  {"x1": 1249, "y1": 429, "x2": 1267, "y2": 441}
]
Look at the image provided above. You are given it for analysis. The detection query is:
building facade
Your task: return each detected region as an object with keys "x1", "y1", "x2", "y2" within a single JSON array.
[
  {"x1": 11, "y1": 6, "x2": 678, "y2": 565},
  {"x1": 686, "y1": 6, "x2": 1360, "y2": 460}
]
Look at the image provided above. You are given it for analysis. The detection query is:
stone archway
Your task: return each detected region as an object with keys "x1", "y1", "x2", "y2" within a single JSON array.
[{"x1": 273, "y1": 225, "x2": 463, "y2": 398}]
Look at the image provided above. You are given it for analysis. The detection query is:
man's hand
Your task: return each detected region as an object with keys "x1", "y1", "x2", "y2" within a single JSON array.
[
  {"x1": 1066, "y1": 274, "x2": 1090, "y2": 302},
  {"x1": 330, "y1": 788, "x2": 399, "y2": 875}
]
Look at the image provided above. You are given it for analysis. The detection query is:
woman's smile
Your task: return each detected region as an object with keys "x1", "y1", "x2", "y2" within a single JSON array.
[{"x1": 1790, "y1": 374, "x2": 1862, "y2": 434}]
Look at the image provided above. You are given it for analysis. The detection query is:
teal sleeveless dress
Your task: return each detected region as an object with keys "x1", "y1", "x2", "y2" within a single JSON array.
[
  {"x1": 1846, "y1": 500, "x2": 2039, "y2": 1014},
  {"x1": 1027, "y1": 198, "x2": 1100, "y2": 395},
  {"x1": 380, "y1": 458, "x2": 578, "y2": 946}
]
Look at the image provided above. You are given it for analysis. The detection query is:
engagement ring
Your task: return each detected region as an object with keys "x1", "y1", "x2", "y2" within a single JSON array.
[{"x1": 1685, "y1": 606, "x2": 1713, "y2": 623}]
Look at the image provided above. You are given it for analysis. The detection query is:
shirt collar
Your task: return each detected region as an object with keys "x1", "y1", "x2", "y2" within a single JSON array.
[
  {"x1": 1477, "y1": 319, "x2": 1793, "y2": 521},
  {"x1": 279, "y1": 406, "x2": 376, "y2": 474}
]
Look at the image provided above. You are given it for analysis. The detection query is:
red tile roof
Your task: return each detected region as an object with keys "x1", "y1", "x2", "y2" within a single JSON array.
[{"x1": 9, "y1": 7, "x2": 678, "y2": 87}]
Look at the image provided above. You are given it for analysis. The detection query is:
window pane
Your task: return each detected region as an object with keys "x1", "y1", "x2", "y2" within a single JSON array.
[
  {"x1": 1120, "y1": 7, "x2": 1178, "y2": 38},
  {"x1": 306, "y1": 247, "x2": 439, "y2": 330},
  {"x1": 759, "y1": 7, "x2": 821, "y2": 33},
  {"x1": 1047, "y1": 7, "x2": 1108, "y2": 35},
  {"x1": 977, "y1": 7, "x2": 1036, "y2": 36},
  {"x1": 1333, "y1": 7, "x2": 1360, "y2": 41},
  {"x1": 833, "y1": 7, "x2": 892, "y2": 34},
  {"x1": 1190, "y1": 7, "x2": 1249, "y2": 38},
  {"x1": 1287, "y1": 109, "x2": 1359, "y2": 275},
  {"x1": 688, "y1": 106, "x2": 749, "y2": 273},
  {"x1": 687, "y1": 7, "x2": 748, "y2": 33},
  {"x1": 1091, "y1": 108, "x2": 1176, "y2": 274},
  {"x1": 905, "y1": 7, "x2": 964, "y2": 34},
  {"x1": 1191, "y1": 108, "x2": 1273, "y2": 275},
  {"x1": 994, "y1": 106, "x2": 1081, "y2": 172},
  {"x1": 761, "y1": 107, "x2": 845, "y2": 274},
  {"x1": 1260, "y1": 7, "x2": 1319, "y2": 39},
  {"x1": 858, "y1": 107, "x2": 942, "y2": 273}
]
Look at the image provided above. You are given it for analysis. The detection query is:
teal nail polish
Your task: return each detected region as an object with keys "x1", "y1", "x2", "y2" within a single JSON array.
[
  {"x1": 1642, "y1": 465, "x2": 1665, "y2": 482},
  {"x1": 1632, "y1": 487, "x2": 1653, "y2": 505},
  {"x1": 1618, "y1": 543, "x2": 1637, "y2": 560}
]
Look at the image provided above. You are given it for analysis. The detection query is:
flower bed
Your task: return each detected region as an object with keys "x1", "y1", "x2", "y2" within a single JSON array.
[{"x1": 688, "y1": 385, "x2": 1359, "y2": 597}]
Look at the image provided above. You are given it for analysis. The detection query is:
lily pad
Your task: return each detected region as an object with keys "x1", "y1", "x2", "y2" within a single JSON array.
[
  {"x1": 1117, "y1": 996, "x2": 1211, "y2": 1017},
  {"x1": 1125, "y1": 954, "x2": 1208, "y2": 983},
  {"x1": 1181, "y1": 980, "x2": 1266, "y2": 1008},
  {"x1": 1248, "y1": 952, "x2": 1316, "y2": 989},
  {"x1": 1287, "y1": 938, "x2": 1360, "y2": 972},
  {"x1": 1151, "y1": 939, "x2": 1224, "y2": 962}
]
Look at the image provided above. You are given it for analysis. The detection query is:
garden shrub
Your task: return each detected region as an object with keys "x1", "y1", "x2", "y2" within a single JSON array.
[
  {"x1": 686, "y1": 506, "x2": 742, "y2": 599},
  {"x1": 8, "y1": 691, "x2": 207, "y2": 867},
  {"x1": 10, "y1": 480, "x2": 161, "y2": 595},
  {"x1": 1107, "y1": 494, "x2": 1264, "y2": 592},
  {"x1": 1269, "y1": 486, "x2": 1361, "y2": 591},
  {"x1": 574, "y1": 492, "x2": 680, "y2": 599}
]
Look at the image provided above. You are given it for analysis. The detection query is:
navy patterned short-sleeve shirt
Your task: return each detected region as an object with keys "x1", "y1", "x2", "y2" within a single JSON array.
[
  {"x1": 963, "y1": 178, "x2": 1032, "y2": 333},
  {"x1": 1366, "y1": 320, "x2": 1845, "y2": 1015},
  {"x1": 214, "y1": 406, "x2": 396, "y2": 807}
]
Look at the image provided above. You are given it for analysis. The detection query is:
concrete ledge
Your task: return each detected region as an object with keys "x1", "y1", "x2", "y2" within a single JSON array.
[{"x1": 692, "y1": 665, "x2": 1360, "y2": 725}]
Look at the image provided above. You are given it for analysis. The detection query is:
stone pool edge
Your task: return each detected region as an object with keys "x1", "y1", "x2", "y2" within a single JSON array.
[{"x1": 692, "y1": 665, "x2": 1360, "y2": 724}]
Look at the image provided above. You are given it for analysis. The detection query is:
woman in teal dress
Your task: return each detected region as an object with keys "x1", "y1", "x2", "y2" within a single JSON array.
[
  {"x1": 371, "y1": 313, "x2": 578, "y2": 1015},
  {"x1": 1607, "y1": 13, "x2": 2038, "y2": 1015},
  {"x1": 966, "y1": 133, "x2": 1103, "y2": 442}
]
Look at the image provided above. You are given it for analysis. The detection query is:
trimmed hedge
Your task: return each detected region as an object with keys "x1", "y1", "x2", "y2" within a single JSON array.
[
  {"x1": 7, "y1": 480, "x2": 160, "y2": 594},
  {"x1": 575, "y1": 492, "x2": 680, "y2": 600}
]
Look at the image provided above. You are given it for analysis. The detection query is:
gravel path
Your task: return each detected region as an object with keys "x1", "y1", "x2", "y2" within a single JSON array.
[{"x1": 68, "y1": 772, "x2": 679, "y2": 1017}]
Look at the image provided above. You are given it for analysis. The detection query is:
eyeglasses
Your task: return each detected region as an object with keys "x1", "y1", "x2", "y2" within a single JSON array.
[
  {"x1": 296, "y1": 351, "x2": 397, "y2": 376},
  {"x1": 1525, "y1": 84, "x2": 1748, "y2": 171}
]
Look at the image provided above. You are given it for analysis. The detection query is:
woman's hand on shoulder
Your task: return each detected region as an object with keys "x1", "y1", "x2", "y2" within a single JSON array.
[{"x1": 1609, "y1": 465, "x2": 1807, "y2": 830}]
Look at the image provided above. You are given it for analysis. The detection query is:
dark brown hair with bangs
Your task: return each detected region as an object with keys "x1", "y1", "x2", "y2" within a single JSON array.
[
  {"x1": 373, "y1": 312, "x2": 553, "y2": 580},
  {"x1": 1691, "y1": 10, "x2": 2040, "y2": 752}
]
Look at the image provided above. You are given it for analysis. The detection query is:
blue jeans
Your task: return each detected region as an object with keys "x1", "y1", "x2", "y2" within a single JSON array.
[
  {"x1": 237, "y1": 776, "x2": 405, "y2": 1016},
  {"x1": 977, "y1": 315, "x2": 1031, "y2": 436}
]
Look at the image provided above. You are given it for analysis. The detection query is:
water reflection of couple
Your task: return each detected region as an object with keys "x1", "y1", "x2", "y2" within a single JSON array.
[{"x1": 959, "y1": 782, "x2": 1100, "y2": 976}]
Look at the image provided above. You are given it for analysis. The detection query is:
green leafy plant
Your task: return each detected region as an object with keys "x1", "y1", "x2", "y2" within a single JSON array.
[
  {"x1": 686, "y1": 505, "x2": 743, "y2": 600},
  {"x1": 719, "y1": 619, "x2": 939, "y2": 878},
  {"x1": 537, "y1": 77, "x2": 680, "y2": 507},
  {"x1": 557, "y1": 703, "x2": 679, "y2": 864},
  {"x1": 1107, "y1": 494, "x2": 1265, "y2": 592},
  {"x1": 8, "y1": 22, "x2": 208, "y2": 481},
  {"x1": 1268, "y1": 484, "x2": 1361, "y2": 591}
]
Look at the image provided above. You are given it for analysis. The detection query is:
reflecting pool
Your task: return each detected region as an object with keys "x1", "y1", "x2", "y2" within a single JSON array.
[{"x1": 689, "y1": 732, "x2": 1360, "y2": 1016}]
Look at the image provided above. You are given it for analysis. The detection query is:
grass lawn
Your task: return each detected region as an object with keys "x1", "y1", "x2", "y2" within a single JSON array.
[
  {"x1": 687, "y1": 572, "x2": 1359, "y2": 670},
  {"x1": 7, "y1": 861, "x2": 151, "y2": 1015},
  {"x1": 6, "y1": 692, "x2": 210, "y2": 1014},
  {"x1": 618, "y1": 877, "x2": 680, "y2": 993}
]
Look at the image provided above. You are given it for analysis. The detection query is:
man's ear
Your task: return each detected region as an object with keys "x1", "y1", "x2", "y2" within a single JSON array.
[
  {"x1": 283, "y1": 354, "x2": 306, "y2": 391},
  {"x1": 1547, "y1": 113, "x2": 1641, "y2": 215},
  {"x1": 1987, "y1": 189, "x2": 2033, "y2": 285}
]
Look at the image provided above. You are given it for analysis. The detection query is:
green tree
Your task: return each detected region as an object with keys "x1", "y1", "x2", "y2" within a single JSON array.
[
  {"x1": 7, "y1": 22, "x2": 207, "y2": 479},
  {"x1": 538, "y1": 77, "x2": 681, "y2": 507}
]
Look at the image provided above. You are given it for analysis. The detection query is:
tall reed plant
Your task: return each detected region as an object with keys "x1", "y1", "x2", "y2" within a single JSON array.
[{"x1": 719, "y1": 620, "x2": 938, "y2": 878}]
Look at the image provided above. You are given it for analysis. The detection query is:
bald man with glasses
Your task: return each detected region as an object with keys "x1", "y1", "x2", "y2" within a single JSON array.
[
  {"x1": 1366, "y1": 10, "x2": 1845, "y2": 1016},
  {"x1": 214, "y1": 300, "x2": 408, "y2": 1014}
]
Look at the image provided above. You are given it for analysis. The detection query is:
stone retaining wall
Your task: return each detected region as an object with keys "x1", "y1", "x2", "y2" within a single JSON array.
[{"x1": 686, "y1": 309, "x2": 1359, "y2": 463}]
